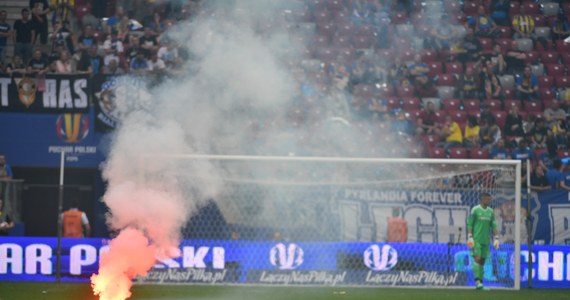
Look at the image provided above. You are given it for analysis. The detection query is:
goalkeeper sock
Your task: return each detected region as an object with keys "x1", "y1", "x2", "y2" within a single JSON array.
[
  {"x1": 478, "y1": 262, "x2": 485, "y2": 282},
  {"x1": 473, "y1": 263, "x2": 481, "y2": 282}
]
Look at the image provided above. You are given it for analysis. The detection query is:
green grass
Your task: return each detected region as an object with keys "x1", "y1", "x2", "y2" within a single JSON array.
[{"x1": 0, "y1": 282, "x2": 568, "y2": 300}]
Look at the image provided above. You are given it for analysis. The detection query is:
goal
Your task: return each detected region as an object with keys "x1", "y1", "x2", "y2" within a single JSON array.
[{"x1": 139, "y1": 155, "x2": 522, "y2": 289}]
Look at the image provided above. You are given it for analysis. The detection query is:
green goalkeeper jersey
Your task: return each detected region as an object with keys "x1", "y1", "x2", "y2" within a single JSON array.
[{"x1": 467, "y1": 205, "x2": 497, "y2": 244}]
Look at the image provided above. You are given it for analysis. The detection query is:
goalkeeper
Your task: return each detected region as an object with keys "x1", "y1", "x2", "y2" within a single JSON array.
[{"x1": 467, "y1": 192, "x2": 499, "y2": 290}]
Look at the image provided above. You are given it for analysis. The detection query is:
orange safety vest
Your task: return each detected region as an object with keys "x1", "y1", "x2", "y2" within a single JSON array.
[
  {"x1": 63, "y1": 210, "x2": 83, "y2": 238},
  {"x1": 387, "y1": 217, "x2": 408, "y2": 242}
]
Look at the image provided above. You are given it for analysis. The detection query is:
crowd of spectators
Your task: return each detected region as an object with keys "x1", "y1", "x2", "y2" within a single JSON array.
[
  {"x1": 0, "y1": 0, "x2": 196, "y2": 77},
  {"x1": 2, "y1": 0, "x2": 570, "y2": 192}
]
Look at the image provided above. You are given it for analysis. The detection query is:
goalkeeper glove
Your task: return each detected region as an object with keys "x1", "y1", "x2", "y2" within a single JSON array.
[
  {"x1": 494, "y1": 236, "x2": 500, "y2": 250},
  {"x1": 467, "y1": 234, "x2": 474, "y2": 248}
]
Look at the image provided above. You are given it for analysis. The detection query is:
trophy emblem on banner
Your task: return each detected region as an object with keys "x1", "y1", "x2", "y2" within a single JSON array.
[{"x1": 14, "y1": 77, "x2": 37, "y2": 108}]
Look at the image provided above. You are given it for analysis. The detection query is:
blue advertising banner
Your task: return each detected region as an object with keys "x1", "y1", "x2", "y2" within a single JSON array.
[
  {"x1": 0, "y1": 108, "x2": 107, "y2": 167},
  {"x1": 0, "y1": 237, "x2": 568, "y2": 288},
  {"x1": 525, "y1": 190, "x2": 570, "y2": 245}
]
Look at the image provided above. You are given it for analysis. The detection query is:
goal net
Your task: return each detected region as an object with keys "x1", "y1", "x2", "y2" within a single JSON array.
[{"x1": 139, "y1": 155, "x2": 522, "y2": 289}]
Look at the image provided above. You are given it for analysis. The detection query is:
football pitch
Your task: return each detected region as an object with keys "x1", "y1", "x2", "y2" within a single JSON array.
[{"x1": 0, "y1": 283, "x2": 568, "y2": 300}]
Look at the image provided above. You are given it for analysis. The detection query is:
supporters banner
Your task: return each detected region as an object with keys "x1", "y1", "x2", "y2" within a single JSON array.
[
  {"x1": 0, "y1": 238, "x2": 568, "y2": 288},
  {"x1": 92, "y1": 75, "x2": 152, "y2": 132},
  {"x1": 0, "y1": 74, "x2": 90, "y2": 113}
]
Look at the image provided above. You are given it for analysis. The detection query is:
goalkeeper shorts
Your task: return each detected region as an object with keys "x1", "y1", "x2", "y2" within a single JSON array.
[{"x1": 471, "y1": 242, "x2": 490, "y2": 259}]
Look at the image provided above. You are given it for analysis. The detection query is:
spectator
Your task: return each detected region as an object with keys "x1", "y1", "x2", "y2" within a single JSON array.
[
  {"x1": 464, "y1": 115, "x2": 480, "y2": 149},
  {"x1": 76, "y1": 44, "x2": 102, "y2": 75},
  {"x1": 454, "y1": 28, "x2": 482, "y2": 65},
  {"x1": 528, "y1": 117, "x2": 549, "y2": 149},
  {"x1": 103, "y1": 30, "x2": 124, "y2": 67},
  {"x1": 30, "y1": 0, "x2": 51, "y2": 47},
  {"x1": 436, "y1": 115, "x2": 463, "y2": 152},
  {"x1": 51, "y1": 0, "x2": 75, "y2": 25},
  {"x1": 552, "y1": 13, "x2": 570, "y2": 42},
  {"x1": 391, "y1": 110, "x2": 415, "y2": 136},
  {"x1": 479, "y1": 59, "x2": 503, "y2": 101},
  {"x1": 515, "y1": 65, "x2": 539, "y2": 101},
  {"x1": 472, "y1": 5, "x2": 499, "y2": 38},
  {"x1": 455, "y1": 67, "x2": 478, "y2": 101},
  {"x1": 61, "y1": 199, "x2": 90, "y2": 237},
  {"x1": 50, "y1": 20, "x2": 74, "y2": 56},
  {"x1": 0, "y1": 198, "x2": 14, "y2": 236},
  {"x1": 6, "y1": 55, "x2": 27, "y2": 75},
  {"x1": 490, "y1": 139, "x2": 509, "y2": 159},
  {"x1": 487, "y1": 44, "x2": 507, "y2": 75},
  {"x1": 80, "y1": 9, "x2": 100, "y2": 30},
  {"x1": 103, "y1": 58, "x2": 125, "y2": 75},
  {"x1": 139, "y1": 26, "x2": 159, "y2": 58},
  {"x1": 551, "y1": 117, "x2": 569, "y2": 149},
  {"x1": 510, "y1": 139, "x2": 533, "y2": 162},
  {"x1": 427, "y1": 14, "x2": 457, "y2": 51},
  {"x1": 125, "y1": 35, "x2": 141, "y2": 66},
  {"x1": 148, "y1": 51, "x2": 166, "y2": 74},
  {"x1": 77, "y1": 25, "x2": 97, "y2": 53},
  {"x1": 531, "y1": 164, "x2": 552, "y2": 192},
  {"x1": 54, "y1": 49, "x2": 73, "y2": 73},
  {"x1": 0, "y1": 10, "x2": 11, "y2": 63},
  {"x1": 0, "y1": 155, "x2": 13, "y2": 179},
  {"x1": 387, "y1": 57, "x2": 409, "y2": 88},
  {"x1": 147, "y1": 10, "x2": 166, "y2": 34},
  {"x1": 351, "y1": 0, "x2": 373, "y2": 25},
  {"x1": 367, "y1": 97, "x2": 388, "y2": 120},
  {"x1": 511, "y1": 5, "x2": 548, "y2": 50},
  {"x1": 415, "y1": 101, "x2": 438, "y2": 135},
  {"x1": 544, "y1": 101, "x2": 566, "y2": 129},
  {"x1": 490, "y1": 0, "x2": 510, "y2": 26},
  {"x1": 106, "y1": 6, "x2": 125, "y2": 35},
  {"x1": 27, "y1": 48, "x2": 49, "y2": 75},
  {"x1": 13, "y1": 8, "x2": 35, "y2": 64},
  {"x1": 504, "y1": 105, "x2": 525, "y2": 138},
  {"x1": 129, "y1": 51, "x2": 149, "y2": 74},
  {"x1": 504, "y1": 40, "x2": 526, "y2": 74},
  {"x1": 117, "y1": 15, "x2": 131, "y2": 42},
  {"x1": 546, "y1": 158, "x2": 564, "y2": 189},
  {"x1": 480, "y1": 116, "x2": 501, "y2": 149}
]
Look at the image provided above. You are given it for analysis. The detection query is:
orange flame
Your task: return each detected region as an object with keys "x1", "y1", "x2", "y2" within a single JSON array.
[{"x1": 91, "y1": 228, "x2": 157, "y2": 300}]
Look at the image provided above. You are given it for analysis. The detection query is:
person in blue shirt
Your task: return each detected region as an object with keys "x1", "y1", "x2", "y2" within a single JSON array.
[
  {"x1": 511, "y1": 139, "x2": 534, "y2": 162},
  {"x1": 0, "y1": 155, "x2": 13, "y2": 179},
  {"x1": 490, "y1": 139, "x2": 509, "y2": 159},
  {"x1": 515, "y1": 66, "x2": 539, "y2": 101},
  {"x1": 546, "y1": 159, "x2": 564, "y2": 189}
]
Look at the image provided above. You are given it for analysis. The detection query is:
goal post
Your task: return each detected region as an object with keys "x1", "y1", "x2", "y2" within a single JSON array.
[{"x1": 137, "y1": 155, "x2": 522, "y2": 289}]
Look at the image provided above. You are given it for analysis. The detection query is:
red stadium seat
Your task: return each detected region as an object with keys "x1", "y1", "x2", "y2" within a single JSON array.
[
  {"x1": 479, "y1": 38, "x2": 494, "y2": 52},
  {"x1": 541, "y1": 52, "x2": 560, "y2": 64},
  {"x1": 316, "y1": 22, "x2": 336, "y2": 39},
  {"x1": 521, "y1": 2, "x2": 540, "y2": 14},
  {"x1": 435, "y1": 111, "x2": 447, "y2": 124},
  {"x1": 353, "y1": 84, "x2": 375, "y2": 98},
  {"x1": 402, "y1": 97, "x2": 421, "y2": 110},
  {"x1": 525, "y1": 51, "x2": 540, "y2": 64},
  {"x1": 332, "y1": 35, "x2": 351, "y2": 47},
  {"x1": 429, "y1": 147, "x2": 447, "y2": 159},
  {"x1": 336, "y1": 22, "x2": 356, "y2": 38},
  {"x1": 442, "y1": 98, "x2": 461, "y2": 111},
  {"x1": 524, "y1": 101, "x2": 543, "y2": 112},
  {"x1": 445, "y1": 62, "x2": 463, "y2": 74},
  {"x1": 398, "y1": 86, "x2": 416, "y2": 98},
  {"x1": 463, "y1": 0, "x2": 478, "y2": 15},
  {"x1": 545, "y1": 64, "x2": 565, "y2": 77},
  {"x1": 556, "y1": 40, "x2": 570, "y2": 53},
  {"x1": 560, "y1": 52, "x2": 570, "y2": 65},
  {"x1": 449, "y1": 110, "x2": 467, "y2": 124},
  {"x1": 504, "y1": 99, "x2": 522, "y2": 111},
  {"x1": 423, "y1": 135, "x2": 440, "y2": 148},
  {"x1": 422, "y1": 49, "x2": 439, "y2": 62},
  {"x1": 497, "y1": 26, "x2": 512, "y2": 38},
  {"x1": 503, "y1": 88, "x2": 515, "y2": 99},
  {"x1": 437, "y1": 74, "x2": 455, "y2": 86},
  {"x1": 539, "y1": 88, "x2": 557, "y2": 100},
  {"x1": 492, "y1": 111, "x2": 508, "y2": 129},
  {"x1": 470, "y1": 148, "x2": 490, "y2": 159},
  {"x1": 386, "y1": 97, "x2": 401, "y2": 110},
  {"x1": 407, "y1": 109, "x2": 423, "y2": 122},
  {"x1": 352, "y1": 35, "x2": 374, "y2": 49},
  {"x1": 496, "y1": 38, "x2": 513, "y2": 52},
  {"x1": 531, "y1": 14, "x2": 546, "y2": 27},
  {"x1": 535, "y1": 39, "x2": 554, "y2": 52},
  {"x1": 464, "y1": 99, "x2": 481, "y2": 114},
  {"x1": 509, "y1": 2, "x2": 520, "y2": 16},
  {"x1": 528, "y1": 111, "x2": 544, "y2": 120},
  {"x1": 449, "y1": 147, "x2": 468, "y2": 159},
  {"x1": 444, "y1": 0, "x2": 460, "y2": 13},
  {"x1": 555, "y1": 76, "x2": 570, "y2": 88},
  {"x1": 538, "y1": 76, "x2": 555, "y2": 89},
  {"x1": 427, "y1": 62, "x2": 443, "y2": 77},
  {"x1": 483, "y1": 99, "x2": 502, "y2": 111}
]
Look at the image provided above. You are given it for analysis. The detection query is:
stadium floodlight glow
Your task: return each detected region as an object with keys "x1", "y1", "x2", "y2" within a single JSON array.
[{"x1": 137, "y1": 154, "x2": 521, "y2": 289}]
